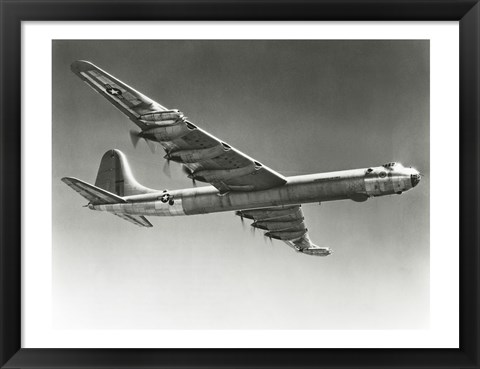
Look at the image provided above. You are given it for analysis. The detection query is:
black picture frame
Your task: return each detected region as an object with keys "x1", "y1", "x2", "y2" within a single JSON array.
[{"x1": 1, "y1": 1, "x2": 478, "y2": 368}]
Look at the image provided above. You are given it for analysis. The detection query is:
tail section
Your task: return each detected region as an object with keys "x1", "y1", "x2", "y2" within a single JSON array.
[
  {"x1": 95, "y1": 149, "x2": 155, "y2": 196},
  {"x1": 62, "y1": 149, "x2": 155, "y2": 228}
]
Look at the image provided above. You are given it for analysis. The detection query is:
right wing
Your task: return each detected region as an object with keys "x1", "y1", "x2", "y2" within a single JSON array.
[
  {"x1": 71, "y1": 60, "x2": 287, "y2": 194},
  {"x1": 236, "y1": 205, "x2": 332, "y2": 256}
]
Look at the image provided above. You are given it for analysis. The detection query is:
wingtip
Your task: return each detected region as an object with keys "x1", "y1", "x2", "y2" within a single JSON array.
[
  {"x1": 61, "y1": 176, "x2": 82, "y2": 185},
  {"x1": 70, "y1": 60, "x2": 96, "y2": 74}
]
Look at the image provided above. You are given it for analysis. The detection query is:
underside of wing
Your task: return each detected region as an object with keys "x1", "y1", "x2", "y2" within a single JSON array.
[
  {"x1": 114, "y1": 213, "x2": 153, "y2": 227},
  {"x1": 236, "y1": 205, "x2": 332, "y2": 256},
  {"x1": 163, "y1": 126, "x2": 287, "y2": 193},
  {"x1": 71, "y1": 60, "x2": 287, "y2": 193}
]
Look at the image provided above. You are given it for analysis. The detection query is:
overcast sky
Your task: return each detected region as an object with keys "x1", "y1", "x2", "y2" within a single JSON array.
[{"x1": 52, "y1": 40, "x2": 429, "y2": 330}]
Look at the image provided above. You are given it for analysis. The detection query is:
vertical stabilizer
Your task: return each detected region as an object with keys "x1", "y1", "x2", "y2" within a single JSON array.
[{"x1": 95, "y1": 149, "x2": 154, "y2": 196}]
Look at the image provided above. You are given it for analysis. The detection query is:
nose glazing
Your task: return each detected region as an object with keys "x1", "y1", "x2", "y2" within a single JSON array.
[{"x1": 410, "y1": 171, "x2": 421, "y2": 187}]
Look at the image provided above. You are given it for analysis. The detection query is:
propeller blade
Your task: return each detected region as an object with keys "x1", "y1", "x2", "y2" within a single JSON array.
[
  {"x1": 182, "y1": 165, "x2": 197, "y2": 187},
  {"x1": 162, "y1": 160, "x2": 171, "y2": 178},
  {"x1": 130, "y1": 130, "x2": 155, "y2": 153},
  {"x1": 146, "y1": 139, "x2": 156, "y2": 153},
  {"x1": 129, "y1": 130, "x2": 141, "y2": 148},
  {"x1": 181, "y1": 165, "x2": 190, "y2": 176},
  {"x1": 239, "y1": 215, "x2": 245, "y2": 230}
]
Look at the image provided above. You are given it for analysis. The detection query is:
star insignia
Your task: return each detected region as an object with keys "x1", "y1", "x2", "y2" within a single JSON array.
[{"x1": 106, "y1": 86, "x2": 122, "y2": 96}]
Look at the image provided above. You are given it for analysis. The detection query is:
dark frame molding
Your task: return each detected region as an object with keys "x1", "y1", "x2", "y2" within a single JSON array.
[{"x1": 1, "y1": 1, "x2": 478, "y2": 368}]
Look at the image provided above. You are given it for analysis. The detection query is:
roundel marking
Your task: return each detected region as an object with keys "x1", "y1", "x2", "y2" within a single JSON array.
[
  {"x1": 160, "y1": 193, "x2": 170, "y2": 203},
  {"x1": 106, "y1": 86, "x2": 122, "y2": 96}
]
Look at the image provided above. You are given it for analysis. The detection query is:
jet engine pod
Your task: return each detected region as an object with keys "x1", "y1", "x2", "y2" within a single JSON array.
[
  {"x1": 301, "y1": 247, "x2": 332, "y2": 256},
  {"x1": 140, "y1": 110, "x2": 185, "y2": 125},
  {"x1": 350, "y1": 193, "x2": 369, "y2": 202}
]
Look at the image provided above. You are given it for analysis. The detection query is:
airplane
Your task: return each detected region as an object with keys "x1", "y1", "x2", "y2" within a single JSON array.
[{"x1": 63, "y1": 60, "x2": 422, "y2": 257}]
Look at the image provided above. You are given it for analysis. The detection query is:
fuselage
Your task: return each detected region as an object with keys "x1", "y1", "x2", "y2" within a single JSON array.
[{"x1": 90, "y1": 162, "x2": 421, "y2": 217}]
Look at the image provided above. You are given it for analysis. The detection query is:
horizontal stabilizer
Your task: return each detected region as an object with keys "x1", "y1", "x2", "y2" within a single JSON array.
[
  {"x1": 114, "y1": 213, "x2": 152, "y2": 227},
  {"x1": 61, "y1": 177, "x2": 126, "y2": 205},
  {"x1": 62, "y1": 177, "x2": 153, "y2": 228}
]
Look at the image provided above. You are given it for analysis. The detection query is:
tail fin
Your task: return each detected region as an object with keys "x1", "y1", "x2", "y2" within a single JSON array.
[
  {"x1": 95, "y1": 149, "x2": 155, "y2": 196},
  {"x1": 61, "y1": 149, "x2": 155, "y2": 228}
]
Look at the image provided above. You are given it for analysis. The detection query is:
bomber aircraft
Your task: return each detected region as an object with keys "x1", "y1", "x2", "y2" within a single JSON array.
[{"x1": 63, "y1": 60, "x2": 421, "y2": 256}]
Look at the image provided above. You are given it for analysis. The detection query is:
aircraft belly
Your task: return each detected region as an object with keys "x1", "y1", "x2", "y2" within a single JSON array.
[
  {"x1": 96, "y1": 199, "x2": 186, "y2": 216},
  {"x1": 94, "y1": 174, "x2": 368, "y2": 216},
  {"x1": 150, "y1": 199, "x2": 186, "y2": 216}
]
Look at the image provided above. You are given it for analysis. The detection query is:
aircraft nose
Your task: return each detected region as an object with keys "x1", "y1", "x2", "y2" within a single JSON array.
[{"x1": 410, "y1": 170, "x2": 421, "y2": 188}]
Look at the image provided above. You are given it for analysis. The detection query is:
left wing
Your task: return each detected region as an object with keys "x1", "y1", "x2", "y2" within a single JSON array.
[
  {"x1": 71, "y1": 60, "x2": 167, "y2": 130},
  {"x1": 71, "y1": 60, "x2": 287, "y2": 194},
  {"x1": 236, "y1": 205, "x2": 332, "y2": 256}
]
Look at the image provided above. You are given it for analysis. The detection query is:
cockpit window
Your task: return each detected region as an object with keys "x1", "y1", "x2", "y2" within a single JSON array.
[{"x1": 383, "y1": 162, "x2": 397, "y2": 168}]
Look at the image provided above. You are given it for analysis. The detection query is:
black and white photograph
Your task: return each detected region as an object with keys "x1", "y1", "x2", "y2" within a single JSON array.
[{"x1": 52, "y1": 39, "x2": 429, "y2": 331}]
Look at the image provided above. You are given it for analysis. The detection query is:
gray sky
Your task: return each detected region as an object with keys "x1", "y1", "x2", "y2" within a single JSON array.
[{"x1": 53, "y1": 40, "x2": 429, "y2": 329}]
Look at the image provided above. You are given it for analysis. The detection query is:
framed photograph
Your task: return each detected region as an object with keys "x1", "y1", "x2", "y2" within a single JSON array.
[{"x1": 1, "y1": 1, "x2": 479, "y2": 368}]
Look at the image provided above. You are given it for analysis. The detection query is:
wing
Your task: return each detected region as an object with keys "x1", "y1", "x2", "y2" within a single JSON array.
[
  {"x1": 71, "y1": 60, "x2": 287, "y2": 193},
  {"x1": 114, "y1": 213, "x2": 153, "y2": 228},
  {"x1": 236, "y1": 205, "x2": 332, "y2": 256},
  {"x1": 71, "y1": 60, "x2": 167, "y2": 130}
]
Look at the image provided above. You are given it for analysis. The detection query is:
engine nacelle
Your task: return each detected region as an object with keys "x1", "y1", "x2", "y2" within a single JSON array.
[
  {"x1": 252, "y1": 219, "x2": 303, "y2": 231},
  {"x1": 236, "y1": 206, "x2": 301, "y2": 221},
  {"x1": 265, "y1": 229, "x2": 307, "y2": 241},
  {"x1": 189, "y1": 161, "x2": 262, "y2": 183},
  {"x1": 142, "y1": 120, "x2": 196, "y2": 142},
  {"x1": 140, "y1": 110, "x2": 185, "y2": 125},
  {"x1": 301, "y1": 247, "x2": 332, "y2": 256},
  {"x1": 166, "y1": 144, "x2": 228, "y2": 163}
]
